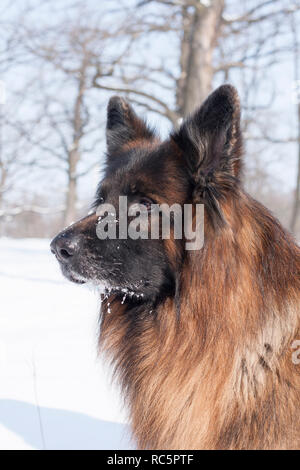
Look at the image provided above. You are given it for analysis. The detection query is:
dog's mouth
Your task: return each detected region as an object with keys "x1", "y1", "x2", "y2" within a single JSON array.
[
  {"x1": 55, "y1": 252, "x2": 160, "y2": 303},
  {"x1": 60, "y1": 264, "x2": 87, "y2": 285},
  {"x1": 60, "y1": 264, "x2": 149, "y2": 300},
  {"x1": 67, "y1": 273, "x2": 87, "y2": 284}
]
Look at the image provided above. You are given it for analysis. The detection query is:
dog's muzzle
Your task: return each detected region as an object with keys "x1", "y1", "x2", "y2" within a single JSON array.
[{"x1": 50, "y1": 231, "x2": 81, "y2": 264}]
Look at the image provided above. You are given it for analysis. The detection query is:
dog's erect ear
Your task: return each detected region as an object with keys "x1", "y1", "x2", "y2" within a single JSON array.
[
  {"x1": 172, "y1": 85, "x2": 243, "y2": 224},
  {"x1": 172, "y1": 85, "x2": 242, "y2": 226},
  {"x1": 173, "y1": 85, "x2": 242, "y2": 179},
  {"x1": 106, "y1": 96, "x2": 155, "y2": 154}
]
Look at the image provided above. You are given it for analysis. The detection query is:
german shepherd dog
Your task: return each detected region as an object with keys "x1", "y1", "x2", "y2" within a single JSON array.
[{"x1": 51, "y1": 85, "x2": 300, "y2": 449}]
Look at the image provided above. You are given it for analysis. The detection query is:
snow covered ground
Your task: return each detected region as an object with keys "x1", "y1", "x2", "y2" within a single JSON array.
[{"x1": 0, "y1": 237, "x2": 133, "y2": 450}]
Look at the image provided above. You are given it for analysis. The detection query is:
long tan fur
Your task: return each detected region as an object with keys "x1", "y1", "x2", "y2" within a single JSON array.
[{"x1": 100, "y1": 191, "x2": 300, "y2": 449}]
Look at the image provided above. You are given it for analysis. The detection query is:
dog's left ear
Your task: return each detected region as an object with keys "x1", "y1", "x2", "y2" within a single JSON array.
[
  {"x1": 172, "y1": 85, "x2": 243, "y2": 223},
  {"x1": 106, "y1": 96, "x2": 155, "y2": 155}
]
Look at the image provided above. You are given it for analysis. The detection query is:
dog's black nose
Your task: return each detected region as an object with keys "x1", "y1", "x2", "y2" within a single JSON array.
[{"x1": 50, "y1": 233, "x2": 80, "y2": 262}]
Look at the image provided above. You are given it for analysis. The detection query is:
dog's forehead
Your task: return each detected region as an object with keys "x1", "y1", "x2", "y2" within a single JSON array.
[
  {"x1": 111, "y1": 144, "x2": 157, "y2": 170},
  {"x1": 97, "y1": 139, "x2": 187, "y2": 205},
  {"x1": 104, "y1": 144, "x2": 165, "y2": 192}
]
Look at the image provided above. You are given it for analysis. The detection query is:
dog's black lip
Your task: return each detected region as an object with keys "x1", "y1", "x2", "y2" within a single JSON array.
[
  {"x1": 60, "y1": 266, "x2": 87, "y2": 284},
  {"x1": 69, "y1": 276, "x2": 86, "y2": 285}
]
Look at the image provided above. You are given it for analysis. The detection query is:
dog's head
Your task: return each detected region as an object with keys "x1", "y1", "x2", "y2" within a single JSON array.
[{"x1": 50, "y1": 85, "x2": 243, "y2": 307}]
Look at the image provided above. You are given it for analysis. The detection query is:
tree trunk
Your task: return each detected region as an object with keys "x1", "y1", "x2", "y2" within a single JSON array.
[
  {"x1": 290, "y1": 101, "x2": 300, "y2": 236},
  {"x1": 63, "y1": 65, "x2": 86, "y2": 227},
  {"x1": 176, "y1": 0, "x2": 224, "y2": 117},
  {"x1": 64, "y1": 152, "x2": 78, "y2": 226}
]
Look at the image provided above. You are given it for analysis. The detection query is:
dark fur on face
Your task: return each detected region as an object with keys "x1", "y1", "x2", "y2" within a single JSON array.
[
  {"x1": 51, "y1": 86, "x2": 300, "y2": 450},
  {"x1": 51, "y1": 85, "x2": 241, "y2": 306}
]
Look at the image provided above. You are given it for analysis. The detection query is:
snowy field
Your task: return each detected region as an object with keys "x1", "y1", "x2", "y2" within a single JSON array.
[{"x1": 0, "y1": 237, "x2": 133, "y2": 450}]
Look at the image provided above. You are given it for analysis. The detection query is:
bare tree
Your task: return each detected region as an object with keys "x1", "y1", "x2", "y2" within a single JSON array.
[
  {"x1": 17, "y1": 5, "x2": 135, "y2": 225},
  {"x1": 91, "y1": 1, "x2": 299, "y2": 122},
  {"x1": 176, "y1": 0, "x2": 225, "y2": 116},
  {"x1": 0, "y1": 0, "x2": 53, "y2": 222},
  {"x1": 1, "y1": 0, "x2": 300, "y2": 238}
]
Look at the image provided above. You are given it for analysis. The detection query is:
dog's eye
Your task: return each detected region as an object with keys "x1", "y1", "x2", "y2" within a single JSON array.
[
  {"x1": 139, "y1": 197, "x2": 153, "y2": 211},
  {"x1": 97, "y1": 196, "x2": 105, "y2": 205}
]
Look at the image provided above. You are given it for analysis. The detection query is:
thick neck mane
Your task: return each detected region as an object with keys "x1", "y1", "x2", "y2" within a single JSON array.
[{"x1": 99, "y1": 191, "x2": 300, "y2": 450}]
